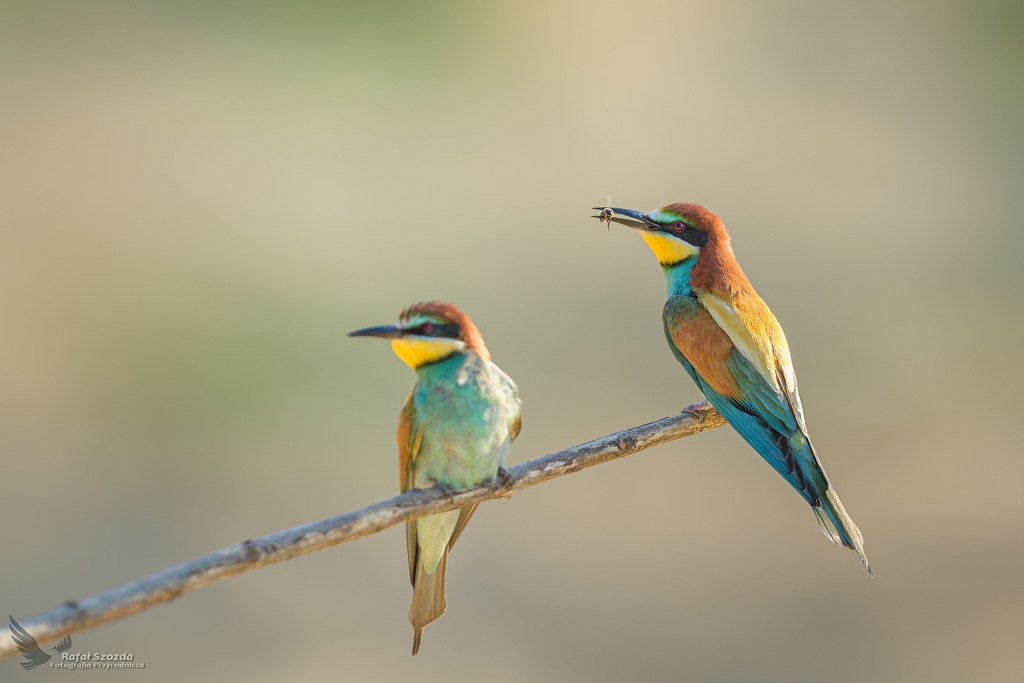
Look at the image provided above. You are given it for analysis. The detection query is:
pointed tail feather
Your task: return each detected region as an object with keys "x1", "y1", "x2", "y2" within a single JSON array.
[
  {"x1": 813, "y1": 487, "x2": 872, "y2": 576},
  {"x1": 408, "y1": 548, "x2": 448, "y2": 655},
  {"x1": 406, "y1": 505, "x2": 475, "y2": 655}
]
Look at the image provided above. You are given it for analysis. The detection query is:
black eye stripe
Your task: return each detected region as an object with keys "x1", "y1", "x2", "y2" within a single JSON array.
[
  {"x1": 661, "y1": 223, "x2": 708, "y2": 249},
  {"x1": 416, "y1": 323, "x2": 461, "y2": 339}
]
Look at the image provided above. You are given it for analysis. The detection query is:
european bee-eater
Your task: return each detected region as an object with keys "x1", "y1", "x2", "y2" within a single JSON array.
[
  {"x1": 596, "y1": 202, "x2": 870, "y2": 574},
  {"x1": 349, "y1": 301, "x2": 522, "y2": 654}
]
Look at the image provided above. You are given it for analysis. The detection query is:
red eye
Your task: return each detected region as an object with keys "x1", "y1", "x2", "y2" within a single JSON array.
[
  {"x1": 673, "y1": 222, "x2": 686, "y2": 231},
  {"x1": 420, "y1": 322, "x2": 434, "y2": 334}
]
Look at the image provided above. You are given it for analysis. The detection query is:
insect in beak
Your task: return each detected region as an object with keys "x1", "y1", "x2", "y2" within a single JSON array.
[{"x1": 596, "y1": 196, "x2": 613, "y2": 231}]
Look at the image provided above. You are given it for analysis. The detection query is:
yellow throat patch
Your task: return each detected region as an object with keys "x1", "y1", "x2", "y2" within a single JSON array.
[
  {"x1": 391, "y1": 337, "x2": 465, "y2": 368},
  {"x1": 640, "y1": 231, "x2": 700, "y2": 265}
]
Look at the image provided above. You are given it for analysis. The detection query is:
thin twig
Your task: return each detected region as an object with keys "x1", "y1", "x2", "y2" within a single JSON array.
[{"x1": 0, "y1": 403, "x2": 724, "y2": 660}]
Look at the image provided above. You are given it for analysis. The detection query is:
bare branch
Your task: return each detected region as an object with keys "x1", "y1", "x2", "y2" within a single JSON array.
[{"x1": 0, "y1": 403, "x2": 723, "y2": 660}]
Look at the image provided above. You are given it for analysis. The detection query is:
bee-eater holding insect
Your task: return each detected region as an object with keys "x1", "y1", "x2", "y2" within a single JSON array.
[
  {"x1": 349, "y1": 301, "x2": 522, "y2": 654},
  {"x1": 595, "y1": 203, "x2": 870, "y2": 574}
]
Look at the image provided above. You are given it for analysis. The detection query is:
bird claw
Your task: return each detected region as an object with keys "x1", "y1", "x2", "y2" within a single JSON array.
[
  {"x1": 681, "y1": 404, "x2": 706, "y2": 423},
  {"x1": 495, "y1": 467, "x2": 515, "y2": 498},
  {"x1": 434, "y1": 482, "x2": 458, "y2": 503},
  {"x1": 496, "y1": 466, "x2": 514, "y2": 487}
]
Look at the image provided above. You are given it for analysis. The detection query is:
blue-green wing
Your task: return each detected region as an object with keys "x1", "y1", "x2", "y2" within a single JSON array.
[{"x1": 663, "y1": 317, "x2": 827, "y2": 506}]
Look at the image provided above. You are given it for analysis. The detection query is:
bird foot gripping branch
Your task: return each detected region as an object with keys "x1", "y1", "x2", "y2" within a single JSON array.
[
  {"x1": 433, "y1": 481, "x2": 459, "y2": 504},
  {"x1": 681, "y1": 403, "x2": 710, "y2": 424},
  {"x1": 494, "y1": 466, "x2": 516, "y2": 499}
]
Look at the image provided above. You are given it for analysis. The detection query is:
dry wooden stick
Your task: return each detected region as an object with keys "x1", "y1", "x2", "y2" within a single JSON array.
[{"x1": 0, "y1": 403, "x2": 724, "y2": 660}]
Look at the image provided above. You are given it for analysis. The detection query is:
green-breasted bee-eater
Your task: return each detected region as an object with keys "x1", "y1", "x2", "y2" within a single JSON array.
[
  {"x1": 349, "y1": 301, "x2": 522, "y2": 654},
  {"x1": 596, "y1": 202, "x2": 870, "y2": 574}
]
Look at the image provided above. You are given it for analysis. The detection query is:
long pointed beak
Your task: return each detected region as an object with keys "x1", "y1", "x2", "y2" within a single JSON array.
[
  {"x1": 347, "y1": 324, "x2": 405, "y2": 339},
  {"x1": 591, "y1": 206, "x2": 656, "y2": 230}
]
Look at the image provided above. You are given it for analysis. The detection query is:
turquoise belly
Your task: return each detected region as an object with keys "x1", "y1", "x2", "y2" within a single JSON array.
[{"x1": 411, "y1": 354, "x2": 515, "y2": 492}]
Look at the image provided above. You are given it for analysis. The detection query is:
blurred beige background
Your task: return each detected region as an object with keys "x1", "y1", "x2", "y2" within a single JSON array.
[{"x1": 2, "y1": 1, "x2": 1022, "y2": 681}]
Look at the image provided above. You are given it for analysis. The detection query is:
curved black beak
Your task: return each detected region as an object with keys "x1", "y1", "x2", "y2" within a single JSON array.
[
  {"x1": 591, "y1": 206, "x2": 656, "y2": 230},
  {"x1": 347, "y1": 324, "x2": 405, "y2": 339}
]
